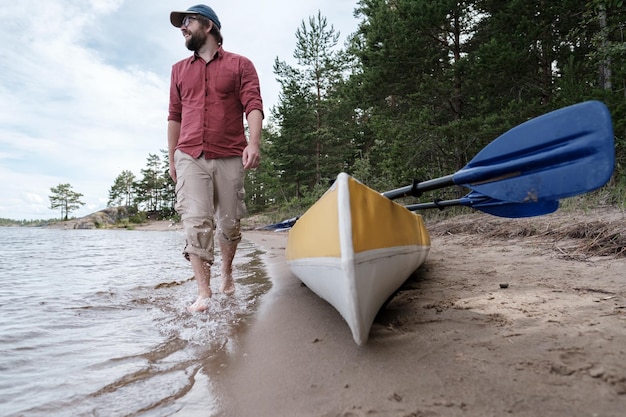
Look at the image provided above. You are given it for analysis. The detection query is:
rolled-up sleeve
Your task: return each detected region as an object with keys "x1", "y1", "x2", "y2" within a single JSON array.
[
  {"x1": 168, "y1": 67, "x2": 182, "y2": 123},
  {"x1": 239, "y1": 59, "x2": 264, "y2": 119}
]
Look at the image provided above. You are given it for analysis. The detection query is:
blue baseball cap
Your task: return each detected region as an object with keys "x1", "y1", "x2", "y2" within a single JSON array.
[{"x1": 170, "y1": 4, "x2": 221, "y2": 29}]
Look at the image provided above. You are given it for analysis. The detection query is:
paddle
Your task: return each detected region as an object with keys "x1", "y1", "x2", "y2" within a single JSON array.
[
  {"x1": 405, "y1": 191, "x2": 559, "y2": 218},
  {"x1": 261, "y1": 101, "x2": 614, "y2": 229},
  {"x1": 382, "y1": 101, "x2": 615, "y2": 203}
]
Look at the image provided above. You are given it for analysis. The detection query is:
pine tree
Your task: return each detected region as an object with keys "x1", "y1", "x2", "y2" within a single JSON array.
[
  {"x1": 108, "y1": 170, "x2": 136, "y2": 207},
  {"x1": 348, "y1": 0, "x2": 483, "y2": 192},
  {"x1": 49, "y1": 183, "x2": 85, "y2": 220},
  {"x1": 271, "y1": 11, "x2": 351, "y2": 198},
  {"x1": 134, "y1": 153, "x2": 163, "y2": 213}
]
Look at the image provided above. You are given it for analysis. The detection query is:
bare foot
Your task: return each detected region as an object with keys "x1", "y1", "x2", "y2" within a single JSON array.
[
  {"x1": 221, "y1": 274, "x2": 235, "y2": 295},
  {"x1": 187, "y1": 295, "x2": 211, "y2": 312}
]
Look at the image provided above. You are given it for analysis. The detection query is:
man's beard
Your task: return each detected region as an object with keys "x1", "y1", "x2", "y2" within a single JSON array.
[{"x1": 185, "y1": 31, "x2": 207, "y2": 52}]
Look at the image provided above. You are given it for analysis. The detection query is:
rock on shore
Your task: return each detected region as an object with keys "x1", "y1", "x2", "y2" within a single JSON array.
[{"x1": 47, "y1": 206, "x2": 135, "y2": 229}]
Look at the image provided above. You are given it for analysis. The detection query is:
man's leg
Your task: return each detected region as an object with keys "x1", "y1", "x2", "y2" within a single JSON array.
[
  {"x1": 219, "y1": 238, "x2": 237, "y2": 295},
  {"x1": 214, "y1": 157, "x2": 246, "y2": 296},
  {"x1": 187, "y1": 254, "x2": 212, "y2": 312},
  {"x1": 174, "y1": 150, "x2": 217, "y2": 311}
]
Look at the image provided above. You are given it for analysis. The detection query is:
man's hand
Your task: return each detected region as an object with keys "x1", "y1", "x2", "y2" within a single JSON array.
[
  {"x1": 167, "y1": 120, "x2": 181, "y2": 182},
  {"x1": 169, "y1": 160, "x2": 177, "y2": 182},
  {"x1": 242, "y1": 142, "x2": 260, "y2": 170}
]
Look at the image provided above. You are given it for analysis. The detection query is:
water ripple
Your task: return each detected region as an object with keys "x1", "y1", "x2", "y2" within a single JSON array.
[{"x1": 0, "y1": 227, "x2": 270, "y2": 417}]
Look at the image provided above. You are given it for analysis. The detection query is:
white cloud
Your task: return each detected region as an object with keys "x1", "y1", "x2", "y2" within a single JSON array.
[{"x1": 0, "y1": 0, "x2": 359, "y2": 220}]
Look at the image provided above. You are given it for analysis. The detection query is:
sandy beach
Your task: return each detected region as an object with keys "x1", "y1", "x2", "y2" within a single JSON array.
[{"x1": 195, "y1": 207, "x2": 626, "y2": 417}]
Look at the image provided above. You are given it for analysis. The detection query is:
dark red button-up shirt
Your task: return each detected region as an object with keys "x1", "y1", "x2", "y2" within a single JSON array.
[{"x1": 168, "y1": 47, "x2": 264, "y2": 159}]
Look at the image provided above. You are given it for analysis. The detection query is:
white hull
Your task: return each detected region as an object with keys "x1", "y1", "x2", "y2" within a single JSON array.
[{"x1": 289, "y1": 245, "x2": 428, "y2": 345}]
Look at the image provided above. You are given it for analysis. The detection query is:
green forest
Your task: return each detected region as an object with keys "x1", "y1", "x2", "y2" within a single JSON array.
[{"x1": 112, "y1": 0, "x2": 626, "y2": 221}]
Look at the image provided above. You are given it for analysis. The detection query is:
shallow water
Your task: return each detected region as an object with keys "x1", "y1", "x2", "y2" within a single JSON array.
[{"x1": 0, "y1": 226, "x2": 270, "y2": 417}]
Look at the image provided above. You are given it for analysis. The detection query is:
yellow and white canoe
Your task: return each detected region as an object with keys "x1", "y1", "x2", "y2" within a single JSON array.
[{"x1": 286, "y1": 173, "x2": 430, "y2": 345}]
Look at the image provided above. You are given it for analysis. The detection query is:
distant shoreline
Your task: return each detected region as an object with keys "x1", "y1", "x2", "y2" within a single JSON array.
[{"x1": 42, "y1": 206, "x2": 272, "y2": 231}]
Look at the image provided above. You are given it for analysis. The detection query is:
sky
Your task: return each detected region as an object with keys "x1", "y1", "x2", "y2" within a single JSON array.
[{"x1": 0, "y1": 0, "x2": 360, "y2": 221}]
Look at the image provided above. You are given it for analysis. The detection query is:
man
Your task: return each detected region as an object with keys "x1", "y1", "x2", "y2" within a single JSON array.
[{"x1": 168, "y1": 4, "x2": 264, "y2": 312}]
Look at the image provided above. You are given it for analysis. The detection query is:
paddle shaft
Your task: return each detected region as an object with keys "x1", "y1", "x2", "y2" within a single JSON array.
[
  {"x1": 405, "y1": 197, "x2": 464, "y2": 211},
  {"x1": 382, "y1": 175, "x2": 454, "y2": 200}
]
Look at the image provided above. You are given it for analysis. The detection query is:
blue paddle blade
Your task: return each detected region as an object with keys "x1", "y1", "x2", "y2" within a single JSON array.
[
  {"x1": 260, "y1": 216, "x2": 299, "y2": 230},
  {"x1": 454, "y1": 101, "x2": 614, "y2": 202},
  {"x1": 460, "y1": 192, "x2": 559, "y2": 218},
  {"x1": 405, "y1": 191, "x2": 559, "y2": 218}
]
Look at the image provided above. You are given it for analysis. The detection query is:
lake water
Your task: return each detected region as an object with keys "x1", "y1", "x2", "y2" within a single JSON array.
[{"x1": 0, "y1": 226, "x2": 271, "y2": 417}]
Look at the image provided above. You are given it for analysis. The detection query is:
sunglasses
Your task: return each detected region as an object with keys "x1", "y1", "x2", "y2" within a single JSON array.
[{"x1": 181, "y1": 15, "x2": 199, "y2": 27}]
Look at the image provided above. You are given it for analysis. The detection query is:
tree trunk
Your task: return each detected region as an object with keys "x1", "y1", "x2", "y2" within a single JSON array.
[{"x1": 598, "y1": 6, "x2": 612, "y2": 90}]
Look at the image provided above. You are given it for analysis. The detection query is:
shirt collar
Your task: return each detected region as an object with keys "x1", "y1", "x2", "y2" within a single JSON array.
[{"x1": 191, "y1": 46, "x2": 223, "y2": 63}]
